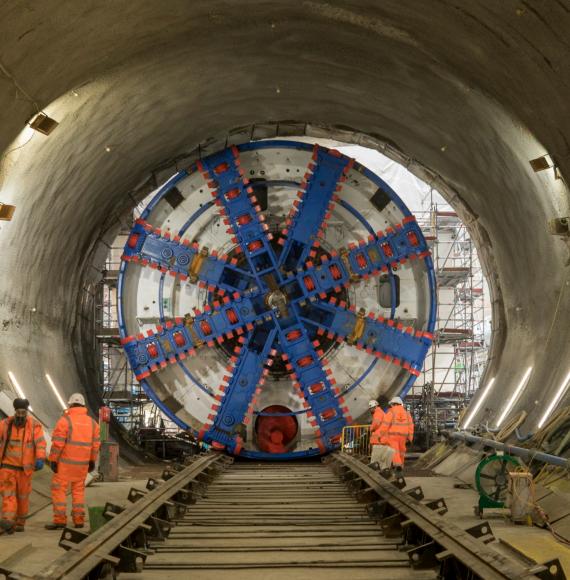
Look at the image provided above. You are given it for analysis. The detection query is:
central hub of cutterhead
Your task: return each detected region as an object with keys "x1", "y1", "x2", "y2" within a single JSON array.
[{"x1": 265, "y1": 288, "x2": 288, "y2": 313}]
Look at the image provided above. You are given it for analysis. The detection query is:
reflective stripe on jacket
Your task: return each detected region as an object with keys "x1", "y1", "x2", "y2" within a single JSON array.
[
  {"x1": 48, "y1": 407, "x2": 101, "y2": 467},
  {"x1": 370, "y1": 407, "x2": 385, "y2": 445},
  {"x1": 378, "y1": 404, "x2": 414, "y2": 441},
  {"x1": 0, "y1": 416, "x2": 47, "y2": 474}
]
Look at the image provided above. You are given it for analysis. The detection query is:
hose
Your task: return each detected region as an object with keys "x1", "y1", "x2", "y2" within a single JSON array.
[
  {"x1": 527, "y1": 406, "x2": 570, "y2": 451},
  {"x1": 514, "y1": 427, "x2": 534, "y2": 443},
  {"x1": 495, "y1": 411, "x2": 527, "y2": 443}
]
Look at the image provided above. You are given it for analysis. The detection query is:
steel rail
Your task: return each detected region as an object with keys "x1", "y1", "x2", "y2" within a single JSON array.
[
  {"x1": 34, "y1": 453, "x2": 227, "y2": 580},
  {"x1": 329, "y1": 453, "x2": 542, "y2": 580}
]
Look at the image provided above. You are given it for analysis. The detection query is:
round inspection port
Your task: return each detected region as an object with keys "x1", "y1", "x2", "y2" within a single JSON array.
[{"x1": 255, "y1": 405, "x2": 299, "y2": 454}]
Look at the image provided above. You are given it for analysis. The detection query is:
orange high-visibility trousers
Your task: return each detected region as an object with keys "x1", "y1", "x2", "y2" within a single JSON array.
[
  {"x1": 0, "y1": 468, "x2": 33, "y2": 527},
  {"x1": 51, "y1": 472, "x2": 86, "y2": 525},
  {"x1": 385, "y1": 435, "x2": 408, "y2": 466}
]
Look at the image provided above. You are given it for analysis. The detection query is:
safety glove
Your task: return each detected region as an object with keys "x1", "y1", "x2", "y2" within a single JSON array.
[
  {"x1": 34, "y1": 459, "x2": 44, "y2": 471},
  {"x1": 50, "y1": 461, "x2": 58, "y2": 473}
]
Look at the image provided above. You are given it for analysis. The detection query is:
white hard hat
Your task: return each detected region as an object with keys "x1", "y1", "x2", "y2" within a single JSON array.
[
  {"x1": 368, "y1": 400, "x2": 379, "y2": 409},
  {"x1": 68, "y1": 393, "x2": 86, "y2": 406},
  {"x1": 389, "y1": 396, "x2": 403, "y2": 406}
]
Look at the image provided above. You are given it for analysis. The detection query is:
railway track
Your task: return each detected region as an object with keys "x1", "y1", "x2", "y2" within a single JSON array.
[
  {"x1": 9, "y1": 453, "x2": 562, "y2": 580},
  {"x1": 133, "y1": 461, "x2": 433, "y2": 579}
]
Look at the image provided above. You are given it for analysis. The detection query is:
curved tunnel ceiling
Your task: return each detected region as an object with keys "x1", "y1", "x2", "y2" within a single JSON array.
[{"x1": 0, "y1": 2, "x2": 569, "y2": 433}]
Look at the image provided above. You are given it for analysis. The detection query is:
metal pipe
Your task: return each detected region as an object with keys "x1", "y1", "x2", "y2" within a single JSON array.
[
  {"x1": 451, "y1": 431, "x2": 570, "y2": 468},
  {"x1": 514, "y1": 427, "x2": 534, "y2": 443}
]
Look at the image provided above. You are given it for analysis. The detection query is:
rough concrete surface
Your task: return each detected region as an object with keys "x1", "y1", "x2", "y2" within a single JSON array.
[{"x1": 0, "y1": 2, "x2": 568, "y2": 432}]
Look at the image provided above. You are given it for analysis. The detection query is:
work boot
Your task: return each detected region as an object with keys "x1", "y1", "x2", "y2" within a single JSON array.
[
  {"x1": 45, "y1": 523, "x2": 66, "y2": 530},
  {"x1": 0, "y1": 519, "x2": 15, "y2": 535},
  {"x1": 73, "y1": 523, "x2": 84, "y2": 529},
  {"x1": 14, "y1": 525, "x2": 25, "y2": 532}
]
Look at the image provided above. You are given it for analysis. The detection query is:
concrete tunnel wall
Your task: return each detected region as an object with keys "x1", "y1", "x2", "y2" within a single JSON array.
[{"x1": 0, "y1": 1, "x2": 569, "y2": 435}]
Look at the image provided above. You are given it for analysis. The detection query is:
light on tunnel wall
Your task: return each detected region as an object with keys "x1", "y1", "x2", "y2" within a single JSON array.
[
  {"x1": 45, "y1": 373, "x2": 67, "y2": 411},
  {"x1": 496, "y1": 366, "x2": 533, "y2": 428},
  {"x1": 537, "y1": 370, "x2": 570, "y2": 429},
  {"x1": 0, "y1": 203, "x2": 16, "y2": 221},
  {"x1": 461, "y1": 377, "x2": 495, "y2": 430},
  {"x1": 7, "y1": 371, "x2": 32, "y2": 410},
  {"x1": 529, "y1": 154, "x2": 561, "y2": 181},
  {"x1": 27, "y1": 112, "x2": 59, "y2": 136}
]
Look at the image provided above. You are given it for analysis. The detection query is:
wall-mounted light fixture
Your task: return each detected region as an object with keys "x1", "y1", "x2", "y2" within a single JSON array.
[
  {"x1": 496, "y1": 366, "x2": 533, "y2": 427},
  {"x1": 538, "y1": 370, "x2": 570, "y2": 429},
  {"x1": 461, "y1": 377, "x2": 495, "y2": 430},
  {"x1": 529, "y1": 154, "x2": 560, "y2": 180},
  {"x1": 45, "y1": 373, "x2": 67, "y2": 411},
  {"x1": 0, "y1": 203, "x2": 16, "y2": 221},
  {"x1": 7, "y1": 371, "x2": 33, "y2": 410},
  {"x1": 28, "y1": 112, "x2": 58, "y2": 135}
]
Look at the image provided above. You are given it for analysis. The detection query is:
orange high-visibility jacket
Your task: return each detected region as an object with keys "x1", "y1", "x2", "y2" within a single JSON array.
[
  {"x1": 378, "y1": 404, "x2": 414, "y2": 442},
  {"x1": 370, "y1": 407, "x2": 385, "y2": 445},
  {"x1": 0, "y1": 416, "x2": 47, "y2": 475},
  {"x1": 48, "y1": 407, "x2": 100, "y2": 470}
]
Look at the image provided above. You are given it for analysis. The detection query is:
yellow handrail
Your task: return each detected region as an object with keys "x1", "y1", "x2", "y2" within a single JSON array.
[{"x1": 341, "y1": 424, "x2": 372, "y2": 456}]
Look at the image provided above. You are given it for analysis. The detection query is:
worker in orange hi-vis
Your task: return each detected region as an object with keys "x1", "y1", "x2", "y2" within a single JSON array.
[
  {"x1": 368, "y1": 400, "x2": 384, "y2": 447},
  {"x1": 45, "y1": 393, "x2": 100, "y2": 530},
  {"x1": 0, "y1": 398, "x2": 46, "y2": 535},
  {"x1": 378, "y1": 396, "x2": 414, "y2": 473}
]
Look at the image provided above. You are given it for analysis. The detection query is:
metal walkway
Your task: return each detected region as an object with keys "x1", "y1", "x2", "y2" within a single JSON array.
[{"x1": 129, "y1": 461, "x2": 436, "y2": 579}]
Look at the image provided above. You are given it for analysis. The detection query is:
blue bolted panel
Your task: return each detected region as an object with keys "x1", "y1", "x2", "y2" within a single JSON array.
[
  {"x1": 200, "y1": 326, "x2": 278, "y2": 454},
  {"x1": 120, "y1": 295, "x2": 264, "y2": 381},
  {"x1": 278, "y1": 145, "x2": 354, "y2": 271},
  {"x1": 198, "y1": 147, "x2": 281, "y2": 290},
  {"x1": 289, "y1": 216, "x2": 430, "y2": 301},
  {"x1": 299, "y1": 301, "x2": 433, "y2": 378},
  {"x1": 122, "y1": 218, "x2": 257, "y2": 294},
  {"x1": 277, "y1": 322, "x2": 348, "y2": 453},
  {"x1": 118, "y1": 140, "x2": 437, "y2": 459}
]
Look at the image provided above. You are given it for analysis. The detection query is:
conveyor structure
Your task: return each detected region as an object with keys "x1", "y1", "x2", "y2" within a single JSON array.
[{"x1": 118, "y1": 140, "x2": 436, "y2": 458}]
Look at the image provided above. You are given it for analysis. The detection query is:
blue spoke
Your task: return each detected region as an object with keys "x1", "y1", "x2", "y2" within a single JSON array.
[
  {"x1": 301, "y1": 301, "x2": 433, "y2": 377},
  {"x1": 276, "y1": 318, "x2": 349, "y2": 453},
  {"x1": 121, "y1": 294, "x2": 266, "y2": 381},
  {"x1": 198, "y1": 147, "x2": 281, "y2": 292},
  {"x1": 122, "y1": 218, "x2": 257, "y2": 295},
  {"x1": 292, "y1": 216, "x2": 430, "y2": 303},
  {"x1": 200, "y1": 326, "x2": 278, "y2": 454},
  {"x1": 278, "y1": 146, "x2": 354, "y2": 271},
  {"x1": 342, "y1": 216, "x2": 429, "y2": 278}
]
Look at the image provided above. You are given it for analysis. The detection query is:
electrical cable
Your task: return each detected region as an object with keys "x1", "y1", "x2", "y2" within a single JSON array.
[
  {"x1": 507, "y1": 465, "x2": 570, "y2": 545},
  {"x1": 0, "y1": 60, "x2": 40, "y2": 113},
  {"x1": 0, "y1": 131, "x2": 35, "y2": 160},
  {"x1": 495, "y1": 410, "x2": 527, "y2": 442}
]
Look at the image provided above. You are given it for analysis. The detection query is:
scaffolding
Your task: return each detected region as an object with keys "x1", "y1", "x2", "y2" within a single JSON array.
[
  {"x1": 94, "y1": 231, "x2": 155, "y2": 433},
  {"x1": 410, "y1": 200, "x2": 490, "y2": 444}
]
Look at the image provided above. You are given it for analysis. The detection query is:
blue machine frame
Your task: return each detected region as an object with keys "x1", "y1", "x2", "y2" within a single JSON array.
[{"x1": 117, "y1": 140, "x2": 436, "y2": 459}]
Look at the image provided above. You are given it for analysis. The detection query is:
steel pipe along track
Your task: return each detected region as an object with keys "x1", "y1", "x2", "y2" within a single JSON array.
[{"x1": 6, "y1": 453, "x2": 563, "y2": 579}]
